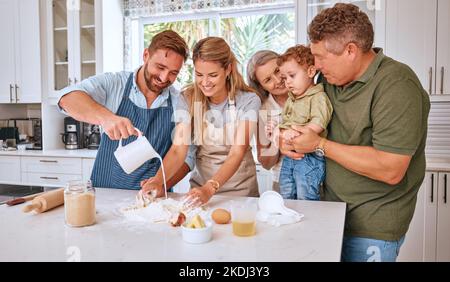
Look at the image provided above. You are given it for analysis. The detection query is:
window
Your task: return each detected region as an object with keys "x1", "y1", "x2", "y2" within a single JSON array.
[
  {"x1": 136, "y1": 4, "x2": 296, "y2": 87},
  {"x1": 220, "y1": 12, "x2": 295, "y2": 79},
  {"x1": 143, "y1": 18, "x2": 211, "y2": 86}
]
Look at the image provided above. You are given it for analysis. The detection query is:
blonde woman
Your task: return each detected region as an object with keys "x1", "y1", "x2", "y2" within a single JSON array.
[
  {"x1": 247, "y1": 50, "x2": 289, "y2": 192},
  {"x1": 140, "y1": 37, "x2": 262, "y2": 204}
]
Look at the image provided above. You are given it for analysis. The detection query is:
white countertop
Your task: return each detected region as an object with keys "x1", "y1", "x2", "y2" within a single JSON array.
[
  {"x1": 426, "y1": 157, "x2": 450, "y2": 172},
  {"x1": 0, "y1": 188, "x2": 346, "y2": 262},
  {"x1": 0, "y1": 149, "x2": 97, "y2": 159}
]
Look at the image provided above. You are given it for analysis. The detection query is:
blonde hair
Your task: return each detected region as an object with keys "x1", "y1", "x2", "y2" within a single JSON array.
[
  {"x1": 182, "y1": 37, "x2": 258, "y2": 144},
  {"x1": 246, "y1": 50, "x2": 280, "y2": 100}
]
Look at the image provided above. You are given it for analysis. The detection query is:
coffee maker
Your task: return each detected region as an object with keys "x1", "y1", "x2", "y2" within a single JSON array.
[
  {"x1": 32, "y1": 119, "x2": 42, "y2": 150},
  {"x1": 87, "y1": 124, "x2": 101, "y2": 150},
  {"x1": 62, "y1": 117, "x2": 83, "y2": 149}
]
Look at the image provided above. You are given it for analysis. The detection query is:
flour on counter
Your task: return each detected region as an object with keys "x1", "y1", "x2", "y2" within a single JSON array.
[{"x1": 120, "y1": 198, "x2": 208, "y2": 225}]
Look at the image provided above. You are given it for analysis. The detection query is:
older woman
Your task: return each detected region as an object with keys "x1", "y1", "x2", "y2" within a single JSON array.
[
  {"x1": 247, "y1": 50, "x2": 289, "y2": 192},
  {"x1": 140, "y1": 37, "x2": 262, "y2": 204}
]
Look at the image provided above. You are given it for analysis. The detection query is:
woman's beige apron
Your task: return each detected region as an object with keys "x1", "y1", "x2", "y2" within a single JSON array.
[{"x1": 190, "y1": 99, "x2": 259, "y2": 197}]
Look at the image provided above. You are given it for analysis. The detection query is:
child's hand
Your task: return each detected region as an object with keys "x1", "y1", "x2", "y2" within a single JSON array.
[{"x1": 282, "y1": 128, "x2": 301, "y2": 142}]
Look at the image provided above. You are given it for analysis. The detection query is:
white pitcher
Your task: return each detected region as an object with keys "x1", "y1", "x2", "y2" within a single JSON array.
[{"x1": 114, "y1": 128, "x2": 160, "y2": 174}]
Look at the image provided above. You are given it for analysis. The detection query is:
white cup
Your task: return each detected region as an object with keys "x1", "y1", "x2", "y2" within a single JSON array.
[{"x1": 114, "y1": 128, "x2": 160, "y2": 174}]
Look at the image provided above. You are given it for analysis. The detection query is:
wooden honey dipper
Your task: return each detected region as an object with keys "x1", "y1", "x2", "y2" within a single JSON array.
[{"x1": 22, "y1": 188, "x2": 65, "y2": 213}]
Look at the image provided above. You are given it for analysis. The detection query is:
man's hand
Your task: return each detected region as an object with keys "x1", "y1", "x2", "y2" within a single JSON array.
[
  {"x1": 100, "y1": 115, "x2": 137, "y2": 140},
  {"x1": 140, "y1": 178, "x2": 166, "y2": 198},
  {"x1": 290, "y1": 125, "x2": 322, "y2": 154},
  {"x1": 280, "y1": 137, "x2": 304, "y2": 160}
]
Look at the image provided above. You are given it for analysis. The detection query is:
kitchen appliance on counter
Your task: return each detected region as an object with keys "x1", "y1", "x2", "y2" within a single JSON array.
[
  {"x1": 0, "y1": 118, "x2": 42, "y2": 150},
  {"x1": 62, "y1": 117, "x2": 83, "y2": 150},
  {"x1": 31, "y1": 119, "x2": 42, "y2": 150},
  {"x1": 0, "y1": 120, "x2": 20, "y2": 147},
  {"x1": 60, "y1": 117, "x2": 100, "y2": 150},
  {"x1": 87, "y1": 124, "x2": 101, "y2": 150}
]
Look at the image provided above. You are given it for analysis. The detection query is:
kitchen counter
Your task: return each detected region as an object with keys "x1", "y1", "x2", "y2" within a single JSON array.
[
  {"x1": 0, "y1": 188, "x2": 346, "y2": 262},
  {"x1": 426, "y1": 157, "x2": 450, "y2": 172},
  {"x1": 0, "y1": 149, "x2": 97, "y2": 159}
]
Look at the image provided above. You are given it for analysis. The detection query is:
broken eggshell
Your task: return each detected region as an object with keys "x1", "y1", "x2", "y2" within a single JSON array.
[{"x1": 170, "y1": 212, "x2": 186, "y2": 227}]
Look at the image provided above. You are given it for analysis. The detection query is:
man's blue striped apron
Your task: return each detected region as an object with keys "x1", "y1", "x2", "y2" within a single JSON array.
[{"x1": 91, "y1": 73, "x2": 174, "y2": 189}]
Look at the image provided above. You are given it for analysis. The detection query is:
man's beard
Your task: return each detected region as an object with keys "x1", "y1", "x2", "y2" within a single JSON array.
[{"x1": 143, "y1": 63, "x2": 170, "y2": 93}]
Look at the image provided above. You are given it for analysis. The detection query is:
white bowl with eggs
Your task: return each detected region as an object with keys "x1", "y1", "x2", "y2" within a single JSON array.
[{"x1": 181, "y1": 221, "x2": 213, "y2": 244}]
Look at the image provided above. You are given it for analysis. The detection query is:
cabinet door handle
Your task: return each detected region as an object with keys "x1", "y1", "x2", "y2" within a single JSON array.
[
  {"x1": 431, "y1": 173, "x2": 434, "y2": 203},
  {"x1": 441, "y1": 67, "x2": 445, "y2": 95},
  {"x1": 15, "y1": 84, "x2": 19, "y2": 102},
  {"x1": 429, "y1": 67, "x2": 433, "y2": 95},
  {"x1": 68, "y1": 77, "x2": 72, "y2": 85},
  {"x1": 445, "y1": 174, "x2": 448, "y2": 204},
  {"x1": 74, "y1": 78, "x2": 78, "y2": 84},
  {"x1": 39, "y1": 160, "x2": 58, "y2": 163},
  {"x1": 9, "y1": 84, "x2": 14, "y2": 102},
  {"x1": 40, "y1": 176, "x2": 59, "y2": 180}
]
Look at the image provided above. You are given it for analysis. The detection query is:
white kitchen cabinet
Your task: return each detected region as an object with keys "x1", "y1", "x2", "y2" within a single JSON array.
[
  {"x1": 0, "y1": 0, "x2": 42, "y2": 104},
  {"x1": 21, "y1": 171, "x2": 81, "y2": 187},
  {"x1": 47, "y1": 0, "x2": 97, "y2": 96},
  {"x1": 21, "y1": 156, "x2": 82, "y2": 174},
  {"x1": 45, "y1": 0, "x2": 123, "y2": 99},
  {"x1": 398, "y1": 171, "x2": 450, "y2": 262},
  {"x1": 436, "y1": 0, "x2": 450, "y2": 97},
  {"x1": 437, "y1": 172, "x2": 450, "y2": 261},
  {"x1": 21, "y1": 156, "x2": 83, "y2": 187},
  {"x1": 0, "y1": 0, "x2": 16, "y2": 103},
  {"x1": 0, "y1": 154, "x2": 97, "y2": 187},
  {"x1": 0, "y1": 156, "x2": 21, "y2": 183},
  {"x1": 385, "y1": 0, "x2": 450, "y2": 101}
]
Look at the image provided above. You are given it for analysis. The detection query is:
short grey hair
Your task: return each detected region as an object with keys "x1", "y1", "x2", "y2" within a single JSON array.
[{"x1": 246, "y1": 50, "x2": 280, "y2": 100}]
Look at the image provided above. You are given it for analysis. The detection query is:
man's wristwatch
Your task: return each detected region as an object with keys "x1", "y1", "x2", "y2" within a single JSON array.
[{"x1": 314, "y1": 138, "x2": 327, "y2": 158}]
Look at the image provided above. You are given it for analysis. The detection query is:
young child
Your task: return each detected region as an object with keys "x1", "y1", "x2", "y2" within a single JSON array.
[{"x1": 276, "y1": 45, "x2": 333, "y2": 200}]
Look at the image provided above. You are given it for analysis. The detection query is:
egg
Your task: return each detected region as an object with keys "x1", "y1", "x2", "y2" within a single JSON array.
[{"x1": 211, "y1": 208, "x2": 231, "y2": 224}]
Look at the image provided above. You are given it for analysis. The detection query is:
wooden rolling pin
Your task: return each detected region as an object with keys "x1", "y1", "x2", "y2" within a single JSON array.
[
  {"x1": 22, "y1": 188, "x2": 65, "y2": 213},
  {"x1": 6, "y1": 192, "x2": 45, "y2": 206}
]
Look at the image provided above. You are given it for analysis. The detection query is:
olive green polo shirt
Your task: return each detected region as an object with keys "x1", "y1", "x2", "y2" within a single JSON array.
[
  {"x1": 279, "y1": 83, "x2": 333, "y2": 137},
  {"x1": 321, "y1": 48, "x2": 430, "y2": 241}
]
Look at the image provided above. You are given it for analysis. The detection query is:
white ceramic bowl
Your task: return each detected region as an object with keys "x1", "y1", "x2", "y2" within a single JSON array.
[{"x1": 181, "y1": 221, "x2": 213, "y2": 244}]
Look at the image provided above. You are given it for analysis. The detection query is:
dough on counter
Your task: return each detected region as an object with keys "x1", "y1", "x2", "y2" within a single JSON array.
[
  {"x1": 135, "y1": 190, "x2": 157, "y2": 208},
  {"x1": 120, "y1": 198, "x2": 208, "y2": 226}
]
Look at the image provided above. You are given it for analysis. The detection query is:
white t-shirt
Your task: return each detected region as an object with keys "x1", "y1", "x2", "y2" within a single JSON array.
[{"x1": 175, "y1": 90, "x2": 261, "y2": 168}]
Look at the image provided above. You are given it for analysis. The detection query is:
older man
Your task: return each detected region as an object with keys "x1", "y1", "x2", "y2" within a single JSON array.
[{"x1": 282, "y1": 3, "x2": 430, "y2": 262}]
